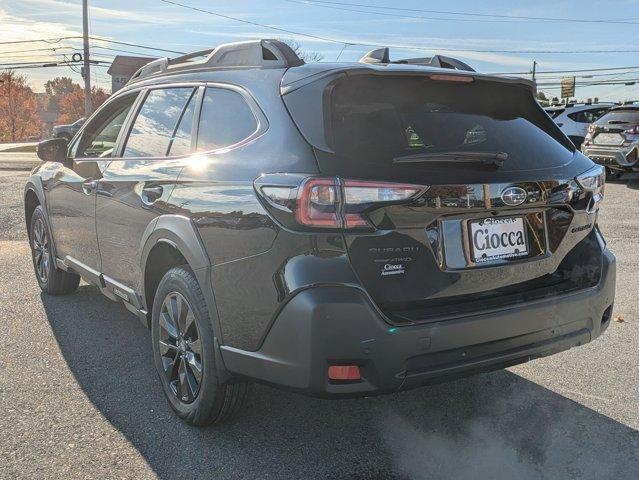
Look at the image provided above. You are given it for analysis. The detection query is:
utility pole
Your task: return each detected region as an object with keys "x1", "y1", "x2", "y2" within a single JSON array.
[
  {"x1": 82, "y1": 0, "x2": 92, "y2": 118},
  {"x1": 531, "y1": 60, "x2": 537, "y2": 84}
]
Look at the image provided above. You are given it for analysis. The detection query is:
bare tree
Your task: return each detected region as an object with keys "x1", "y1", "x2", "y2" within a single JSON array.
[{"x1": 280, "y1": 39, "x2": 324, "y2": 62}]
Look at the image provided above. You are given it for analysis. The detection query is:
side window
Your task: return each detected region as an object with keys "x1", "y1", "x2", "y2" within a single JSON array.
[
  {"x1": 123, "y1": 87, "x2": 195, "y2": 158},
  {"x1": 196, "y1": 88, "x2": 258, "y2": 151},
  {"x1": 590, "y1": 108, "x2": 609, "y2": 122},
  {"x1": 567, "y1": 111, "x2": 588, "y2": 123},
  {"x1": 167, "y1": 92, "x2": 197, "y2": 156},
  {"x1": 568, "y1": 109, "x2": 610, "y2": 124},
  {"x1": 74, "y1": 94, "x2": 137, "y2": 158}
]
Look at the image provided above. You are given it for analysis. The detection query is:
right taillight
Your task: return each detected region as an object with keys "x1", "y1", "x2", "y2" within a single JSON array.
[
  {"x1": 257, "y1": 175, "x2": 425, "y2": 230},
  {"x1": 341, "y1": 179, "x2": 422, "y2": 228},
  {"x1": 576, "y1": 165, "x2": 605, "y2": 213}
]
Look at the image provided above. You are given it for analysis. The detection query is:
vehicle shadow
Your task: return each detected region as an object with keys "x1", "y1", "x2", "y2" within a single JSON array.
[
  {"x1": 40, "y1": 286, "x2": 639, "y2": 480},
  {"x1": 615, "y1": 173, "x2": 639, "y2": 190}
]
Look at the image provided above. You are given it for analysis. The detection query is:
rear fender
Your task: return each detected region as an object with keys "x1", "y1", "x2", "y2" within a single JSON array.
[
  {"x1": 24, "y1": 176, "x2": 60, "y2": 259},
  {"x1": 139, "y1": 214, "x2": 232, "y2": 382}
]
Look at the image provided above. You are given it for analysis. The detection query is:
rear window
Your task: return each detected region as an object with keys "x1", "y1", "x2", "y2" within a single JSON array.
[
  {"x1": 322, "y1": 76, "x2": 572, "y2": 175},
  {"x1": 123, "y1": 87, "x2": 195, "y2": 158},
  {"x1": 596, "y1": 109, "x2": 639, "y2": 125}
]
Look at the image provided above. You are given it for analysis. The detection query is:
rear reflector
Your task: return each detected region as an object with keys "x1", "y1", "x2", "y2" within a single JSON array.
[{"x1": 328, "y1": 365, "x2": 361, "y2": 381}]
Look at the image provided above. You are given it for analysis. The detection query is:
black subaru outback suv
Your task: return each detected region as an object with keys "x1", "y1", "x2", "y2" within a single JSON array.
[{"x1": 25, "y1": 39, "x2": 615, "y2": 425}]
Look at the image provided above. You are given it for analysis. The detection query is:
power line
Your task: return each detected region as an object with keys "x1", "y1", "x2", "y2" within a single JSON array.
[
  {"x1": 285, "y1": 0, "x2": 543, "y2": 24},
  {"x1": 155, "y1": 0, "x2": 639, "y2": 55},
  {"x1": 0, "y1": 46, "x2": 76, "y2": 56},
  {"x1": 3, "y1": 63, "x2": 109, "y2": 71},
  {"x1": 92, "y1": 45, "x2": 162, "y2": 58},
  {"x1": 493, "y1": 65, "x2": 639, "y2": 76},
  {"x1": 157, "y1": 0, "x2": 348, "y2": 44},
  {"x1": 537, "y1": 78, "x2": 639, "y2": 87},
  {"x1": 0, "y1": 59, "x2": 111, "y2": 67},
  {"x1": 89, "y1": 36, "x2": 186, "y2": 55},
  {"x1": 0, "y1": 36, "x2": 83, "y2": 46},
  {"x1": 292, "y1": 0, "x2": 639, "y2": 25},
  {"x1": 0, "y1": 35, "x2": 184, "y2": 56}
]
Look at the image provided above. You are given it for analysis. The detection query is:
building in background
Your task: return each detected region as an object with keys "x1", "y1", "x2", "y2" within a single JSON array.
[{"x1": 107, "y1": 56, "x2": 158, "y2": 93}]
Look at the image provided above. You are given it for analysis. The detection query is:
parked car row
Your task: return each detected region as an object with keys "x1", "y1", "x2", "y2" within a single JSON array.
[
  {"x1": 544, "y1": 103, "x2": 613, "y2": 149},
  {"x1": 545, "y1": 102, "x2": 639, "y2": 177},
  {"x1": 581, "y1": 104, "x2": 639, "y2": 177}
]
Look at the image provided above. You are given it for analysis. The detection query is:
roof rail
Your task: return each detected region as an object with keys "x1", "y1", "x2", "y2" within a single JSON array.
[
  {"x1": 359, "y1": 47, "x2": 475, "y2": 72},
  {"x1": 127, "y1": 39, "x2": 304, "y2": 85}
]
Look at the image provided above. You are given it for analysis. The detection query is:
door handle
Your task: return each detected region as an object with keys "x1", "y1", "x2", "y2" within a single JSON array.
[
  {"x1": 141, "y1": 185, "x2": 164, "y2": 205},
  {"x1": 82, "y1": 179, "x2": 97, "y2": 195}
]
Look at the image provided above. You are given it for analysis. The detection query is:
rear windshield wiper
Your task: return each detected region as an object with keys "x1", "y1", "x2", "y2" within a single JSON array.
[{"x1": 393, "y1": 151, "x2": 509, "y2": 167}]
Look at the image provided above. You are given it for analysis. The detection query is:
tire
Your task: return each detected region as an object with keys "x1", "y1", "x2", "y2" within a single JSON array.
[
  {"x1": 605, "y1": 167, "x2": 623, "y2": 181},
  {"x1": 151, "y1": 266, "x2": 248, "y2": 426},
  {"x1": 29, "y1": 205, "x2": 80, "y2": 295}
]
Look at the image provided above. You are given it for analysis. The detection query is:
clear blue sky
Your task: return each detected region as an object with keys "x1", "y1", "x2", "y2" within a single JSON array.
[{"x1": 1, "y1": 0, "x2": 638, "y2": 101}]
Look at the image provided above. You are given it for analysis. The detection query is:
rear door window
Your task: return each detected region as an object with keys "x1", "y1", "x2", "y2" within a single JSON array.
[
  {"x1": 167, "y1": 91, "x2": 197, "y2": 156},
  {"x1": 196, "y1": 88, "x2": 258, "y2": 151},
  {"x1": 123, "y1": 87, "x2": 195, "y2": 158}
]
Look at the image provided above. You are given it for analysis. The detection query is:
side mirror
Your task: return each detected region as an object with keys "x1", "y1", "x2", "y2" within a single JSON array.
[{"x1": 37, "y1": 138, "x2": 68, "y2": 163}]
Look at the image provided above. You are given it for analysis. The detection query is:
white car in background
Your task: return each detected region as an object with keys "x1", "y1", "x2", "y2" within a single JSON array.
[{"x1": 544, "y1": 103, "x2": 613, "y2": 149}]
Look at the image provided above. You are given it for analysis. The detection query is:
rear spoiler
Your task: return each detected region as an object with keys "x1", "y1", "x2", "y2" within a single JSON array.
[
  {"x1": 281, "y1": 65, "x2": 536, "y2": 96},
  {"x1": 359, "y1": 47, "x2": 475, "y2": 72}
]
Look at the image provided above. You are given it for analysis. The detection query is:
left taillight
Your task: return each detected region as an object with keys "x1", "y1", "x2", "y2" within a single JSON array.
[
  {"x1": 257, "y1": 175, "x2": 425, "y2": 230},
  {"x1": 296, "y1": 177, "x2": 340, "y2": 228}
]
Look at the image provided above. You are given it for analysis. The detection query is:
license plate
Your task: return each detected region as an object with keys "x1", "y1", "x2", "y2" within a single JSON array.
[
  {"x1": 468, "y1": 217, "x2": 528, "y2": 263},
  {"x1": 594, "y1": 133, "x2": 624, "y2": 145}
]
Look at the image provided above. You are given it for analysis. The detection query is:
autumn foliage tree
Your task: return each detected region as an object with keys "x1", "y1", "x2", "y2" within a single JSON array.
[
  {"x1": 0, "y1": 71, "x2": 43, "y2": 142},
  {"x1": 44, "y1": 76, "x2": 80, "y2": 111},
  {"x1": 57, "y1": 85, "x2": 110, "y2": 124}
]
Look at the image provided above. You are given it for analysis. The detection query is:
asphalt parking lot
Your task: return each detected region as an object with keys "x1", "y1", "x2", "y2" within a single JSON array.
[{"x1": 1, "y1": 165, "x2": 638, "y2": 480}]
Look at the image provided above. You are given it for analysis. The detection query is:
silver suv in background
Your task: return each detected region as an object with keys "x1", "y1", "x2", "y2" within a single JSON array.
[
  {"x1": 582, "y1": 104, "x2": 639, "y2": 177},
  {"x1": 545, "y1": 103, "x2": 613, "y2": 149}
]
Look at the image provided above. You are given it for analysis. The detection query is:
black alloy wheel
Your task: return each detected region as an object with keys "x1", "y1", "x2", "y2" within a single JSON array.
[
  {"x1": 32, "y1": 217, "x2": 51, "y2": 284},
  {"x1": 151, "y1": 266, "x2": 248, "y2": 425},
  {"x1": 158, "y1": 291, "x2": 203, "y2": 403}
]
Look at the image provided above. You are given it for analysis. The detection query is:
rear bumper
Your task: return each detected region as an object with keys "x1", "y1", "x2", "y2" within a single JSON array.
[
  {"x1": 220, "y1": 247, "x2": 616, "y2": 397},
  {"x1": 582, "y1": 143, "x2": 638, "y2": 169}
]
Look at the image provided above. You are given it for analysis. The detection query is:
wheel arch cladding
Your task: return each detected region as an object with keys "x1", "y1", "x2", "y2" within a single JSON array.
[
  {"x1": 24, "y1": 177, "x2": 46, "y2": 236},
  {"x1": 24, "y1": 188, "x2": 40, "y2": 237},
  {"x1": 140, "y1": 215, "x2": 213, "y2": 313}
]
